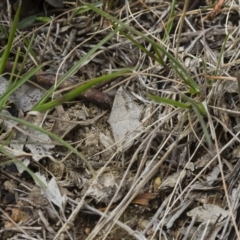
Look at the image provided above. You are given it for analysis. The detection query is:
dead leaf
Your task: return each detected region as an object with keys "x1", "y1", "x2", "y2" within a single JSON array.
[
  {"x1": 28, "y1": 186, "x2": 49, "y2": 207},
  {"x1": 206, "y1": 166, "x2": 220, "y2": 184},
  {"x1": 108, "y1": 87, "x2": 143, "y2": 151},
  {"x1": 194, "y1": 149, "x2": 217, "y2": 170},
  {"x1": 51, "y1": 106, "x2": 77, "y2": 138},
  {"x1": 0, "y1": 76, "x2": 45, "y2": 113},
  {"x1": 97, "y1": 193, "x2": 155, "y2": 211},
  {"x1": 10, "y1": 208, "x2": 26, "y2": 223},
  {"x1": 37, "y1": 174, "x2": 65, "y2": 211},
  {"x1": 25, "y1": 115, "x2": 55, "y2": 162},
  {"x1": 131, "y1": 192, "x2": 155, "y2": 206},
  {"x1": 159, "y1": 170, "x2": 186, "y2": 190},
  {"x1": 3, "y1": 180, "x2": 17, "y2": 193},
  {"x1": 187, "y1": 204, "x2": 229, "y2": 223},
  {"x1": 12, "y1": 83, "x2": 45, "y2": 112}
]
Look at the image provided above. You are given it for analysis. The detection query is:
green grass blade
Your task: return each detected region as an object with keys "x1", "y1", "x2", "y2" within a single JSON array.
[
  {"x1": 84, "y1": 2, "x2": 199, "y2": 93},
  {"x1": 21, "y1": 33, "x2": 38, "y2": 67},
  {"x1": 119, "y1": 29, "x2": 166, "y2": 67},
  {"x1": 0, "y1": 133, "x2": 46, "y2": 188},
  {"x1": 148, "y1": 95, "x2": 191, "y2": 109},
  {"x1": 33, "y1": 25, "x2": 123, "y2": 108},
  {"x1": 150, "y1": 92, "x2": 212, "y2": 148},
  {"x1": 180, "y1": 93, "x2": 212, "y2": 148},
  {"x1": 0, "y1": 158, "x2": 46, "y2": 188},
  {"x1": 9, "y1": 47, "x2": 20, "y2": 83},
  {"x1": 0, "y1": 112, "x2": 96, "y2": 177},
  {"x1": 174, "y1": 66, "x2": 198, "y2": 92},
  {"x1": 1, "y1": 48, "x2": 21, "y2": 109},
  {"x1": 33, "y1": 68, "x2": 131, "y2": 112},
  {"x1": 0, "y1": 1, "x2": 21, "y2": 74},
  {"x1": 214, "y1": 34, "x2": 229, "y2": 75},
  {"x1": 0, "y1": 65, "x2": 42, "y2": 111},
  {"x1": 35, "y1": 17, "x2": 51, "y2": 23},
  {"x1": 74, "y1": 1, "x2": 102, "y2": 15},
  {"x1": 163, "y1": 0, "x2": 176, "y2": 42}
]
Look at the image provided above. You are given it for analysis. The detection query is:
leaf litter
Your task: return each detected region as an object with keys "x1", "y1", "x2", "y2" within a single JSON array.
[
  {"x1": 1, "y1": 0, "x2": 240, "y2": 239},
  {"x1": 108, "y1": 86, "x2": 143, "y2": 152}
]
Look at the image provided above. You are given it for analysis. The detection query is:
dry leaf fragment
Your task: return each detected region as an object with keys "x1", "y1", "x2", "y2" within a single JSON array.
[
  {"x1": 98, "y1": 204, "x2": 118, "y2": 212},
  {"x1": 187, "y1": 204, "x2": 229, "y2": 223},
  {"x1": 25, "y1": 115, "x2": 55, "y2": 162},
  {"x1": 194, "y1": 149, "x2": 217, "y2": 170},
  {"x1": 10, "y1": 208, "x2": 26, "y2": 223},
  {"x1": 0, "y1": 77, "x2": 12, "y2": 99},
  {"x1": 108, "y1": 87, "x2": 143, "y2": 151},
  {"x1": 206, "y1": 166, "x2": 220, "y2": 183},
  {"x1": 28, "y1": 186, "x2": 49, "y2": 207},
  {"x1": 159, "y1": 170, "x2": 186, "y2": 190},
  {"x1": 4, "y1": 180, "x2": 17, "y2": 193},
  {"x1": 4, "y1": 221, "x2": 14, "y2": 229},
  {"x1": 39, "y1": 176, "x2": 65, "y2": 211},
  {"x1": 0, "y1": 76, "x2": 44, "y2": 112},
  {"x1": 131, "y1": 193, "x2": 155, "y2": 206},
  {"x1": 98, "y1": 193, "x2": 155, "y2": 211},
  {"x1": 12, "y1": 83, "x2": 45, "y2": 112}
]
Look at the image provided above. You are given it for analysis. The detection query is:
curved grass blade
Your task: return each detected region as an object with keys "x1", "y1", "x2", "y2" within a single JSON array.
[
  {"x1": 214, "y1": 33, "x2": 229, "y2": 75},
  {"x1": 74, "y1": 1, "x2": 102, "y2": 15},
  {"x1": 32, "y1": 68, "x2": 132, "y2": 112},
  {"x1": 150, "y1": 92, "x2": 212, "y2": 148},
  {"x1": 119, "y1": 29, "x2": 166, "y2": 68},
  {"x1": 0, "y1": 112, "x2": 95, "y2": 177},
  {"x1": 84, "y1": 2, "x2": 199, "y2": 94},
  {"x1": 0, "y1": 133, "x2": 46, "y2": 188},
  {"x1": 0, "y1": 159, "x2": 46, "y2": 188},
  {"x1": 0, "y1": 65, "x2": 42, "y2": 111},
  {"x1": 180, "y1": 93, "x2": 212, "y2": 148},
  {"x1": 33, "y1": 25, "x2": 123, "y2": 108}
]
